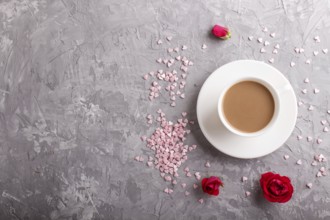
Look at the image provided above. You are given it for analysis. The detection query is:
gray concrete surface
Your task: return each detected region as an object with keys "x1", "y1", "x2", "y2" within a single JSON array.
[{"x1": 0, "y1": 0, "x2": 330, "y2": 219}]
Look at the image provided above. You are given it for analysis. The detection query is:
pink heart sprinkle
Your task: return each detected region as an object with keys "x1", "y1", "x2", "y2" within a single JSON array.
[
  {"x1": 245, "y1": 191, "x2": 251, "y2": 197},
  {"x1": 284, "y1": 155, "x2": 290, "y2": 160}
]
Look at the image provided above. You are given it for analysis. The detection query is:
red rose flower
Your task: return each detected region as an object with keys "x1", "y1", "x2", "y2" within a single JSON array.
[
  {"x1": 211, "y1": 24, "x2": 231, "y2": 40},
  {"x1": 201, "y1": 176, "x2": 224, "y2": 196},
  {"x1": 260, "y1": 172, "x2": 294, "y2": 203}
]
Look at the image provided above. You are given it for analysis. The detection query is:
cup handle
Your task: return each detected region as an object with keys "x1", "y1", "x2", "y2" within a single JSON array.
[{"x1": 277, "y1": 84, "x2": 292, "y2": 95}]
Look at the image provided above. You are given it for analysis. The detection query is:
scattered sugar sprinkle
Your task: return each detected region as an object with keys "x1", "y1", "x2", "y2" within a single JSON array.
[
  {"x1": 297, "y1": 135, "x2": 303, "y2": 140},
  {"x1": 308, "y1": 105, "x2": 314, "y2": 111},
  {"x1": 245, "y1": 191, "x2": 251, "y2": 197},
  {"x1": 296, "y1": 159, "x2": 302, "y2": 165},
  {"x1": 322, "y1": 49, "x2": 328, "y2": 54},
  {"x1": 260, "y1": 48, "x2": 266, "y2": 53},
  {"x1": 193, "y1": 184, "x2": 199, "y2": 189},
  {"x1": 274, "y1": 44, "x2": 280, "y2": 49},
  {"x1": 198, "y1": 198, "x2": 204, "y2": 204},
  {"x1": 205, "y1": 161, "x2": 211, "y2": 168},
  {"x1": 307, "y1": 136, "x2": 313, "y2": 142},
  {"x1": 264, "y1": 41, "x2": 270, "y2": 46},
  {"x1": 257, "y1": 37, "x2": 263, "y2": 43},
  {"x1": 248, "y1": 36, "x2": 254, "y2": 41},
  {"x1": 166, "y1": 36, "x2": 173, "y2": 41},
  {"x1": 284, "y1": 155, "x2": 290, "y2": 160},
  {"x1": 313, "y1": 51, "x2": 319, "y2": 56},
  {"x1": 306, "y1": 183, "x2": 313, "y2": 189},
  {"x1": 268, "y1": 58, "x2": 274, "y2": 63},
  {"x1": 242, "y1": 176, "x2": 248, "y2": 182},
  {"x1": 270, "y1": 33, "x2": 276, "y2": 38},
  {"x1": 290, "y1": 62, "x2": 295, "y2": 67},
  {"x1": 314, "y1": 88, "x2": 320, "y2": 94},
  {"x1": 185, "y1": 191, "x2": 190, "y2": 196},
  {"x1": 316, "y1": 138, "x2": 322, "y2": 144},
  {"x1": 304, "y1": 78, "x2": 309, "y2": 83},
  {"x1": 201, "y1": 44, "x2": 207, "y2": 49}
]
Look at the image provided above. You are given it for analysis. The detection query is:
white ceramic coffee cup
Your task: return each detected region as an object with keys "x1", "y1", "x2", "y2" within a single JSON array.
[{"x1": 217, "y1": 77, "x2": 280, "y2": 137}]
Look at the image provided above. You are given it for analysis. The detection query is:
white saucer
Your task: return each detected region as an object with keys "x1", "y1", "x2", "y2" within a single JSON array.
[{"x1": 196, "y1": 60, "x2": 297, "y2": 159}]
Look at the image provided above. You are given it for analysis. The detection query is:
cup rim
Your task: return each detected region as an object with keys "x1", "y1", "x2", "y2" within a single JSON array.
[{"x1": 217, "y1": 77, "x2": 280, "y2": 137}]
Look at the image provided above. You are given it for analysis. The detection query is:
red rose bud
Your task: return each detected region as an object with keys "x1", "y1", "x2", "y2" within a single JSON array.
[
  {"x1": 201, "y1": 176, "x2": 224, "y2": 196},
  {"x1": 212, "y1": 24, "x2": 231, "y2": 40},
  {"x1": 260, "y1": 172, "x2": 294, "y2": 203}
]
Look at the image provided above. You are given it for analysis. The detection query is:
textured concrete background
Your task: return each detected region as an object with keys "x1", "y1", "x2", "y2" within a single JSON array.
[{"x1": 0, "y1": 0, "x2": 330, "y2": 219}]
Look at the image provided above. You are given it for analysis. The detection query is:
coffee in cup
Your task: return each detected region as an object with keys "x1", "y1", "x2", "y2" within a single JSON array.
[{"x1": 218, "y1": 78, "x2": 279, "y2": 137}]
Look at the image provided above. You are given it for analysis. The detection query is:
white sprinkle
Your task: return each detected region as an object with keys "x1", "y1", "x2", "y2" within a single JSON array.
[
  {"x1": 201, "y1": 44, "x2": 207, "y2": 49},
  {"x1": 181, "y1": 183, "x2": 187, "y2": 188},
  {"x1": 314, "y1": 88, "x2": 320, "y2": 94},
  {"x1": 248, "y1": 36, "x2": 254, "y2": 41},
  {"x1": 272, "y1": 49, "x2": 278, "y2": 54},
  {"x1": 262, "y1": 27, "x2": 268, "y2": 32},
  {"x1": 193, "y1": 184, "x2": 198, "y2": 189},
  {"x1": 245, "y1": 191, "x2": 251, "y2": 197},
  {"x1": 314, "y1": 36, "x2": 320, "y2": 43},
  {"x1": 174, "y1": 47, "x2": 179, "y2": 52},
  {"x1": 182, "y1": 45, "x2": 188, "y2": 50},
  {"x1": 322, "y1": 48, "x2": 328, "y2": 54},
  {"x1": 307, "y1": 136, "x2": 313, "y2": 142},
  {"x1": 308, "y1": 105, "x2": 314, "y2": 111},
  {"x1": 305, "y1": 59, "x2": 311, "y2": 64},
  {"x1": 242, "y1": 176, "x2": 248, "y2": 182},
  {"x1": 321, "y1": 120, "x2": 327, "y2": 125},
  {"x1": 260, "y1": 48, "x2": 266, "y2": 53},
  {"x1": 320, "y1": 167, "x2": 326, "y2": 172},
  {"x1": 274, "y1": 44, "x2": 280, "y2": 49},
  {"x1": 311, "y1": 161, "x2": 317, "y2": 166},
  {"x1": 166, "y1": 36, "x2": 173, "y2": 41},
  {"x1": 304, "y1": 78, "x2": 309, "y2": 83},
  {"x1": 316, "y1": 138, "x2": 322, "y2": 144},
  {"x1": 323, "y1": 127, "x2": 329, "y2": 132},
  {"x1": 168, "y1": 48, "x2": 173, "y2": 53},
  {"x1": 290, "y1": 62, "x2": 296, "y2": 67},
  {"x1": 306, "y1": 183, "x2": 313, "y2": 189},
  {"x1": 205, "y1": 161, "x2": 211, "y2": 168},
  {"x1": 313, "y1": 51, "x2": 319, "y2": 56},
  {"x1": 294, "y1": 48, "x2": 300, "y2": 53},
  {"x1": 170, "y1": 102, "x2": 176, "y2": 107},
  {"x1": 298, "y1": 101, "x2": 303, "y2": 106},
  {"x1": 316, "y1": 171, "x2": 322, "y2": 177},
  {"x1": 157, "y1": 39, "x2": 163, "y2": 45},
  {"x1": 185, "y1": 191, "x2": 190, "y2": 196},
  {"x1": 257, "y1": 37, "x2": 263, "y2": 43},
  {"x1": 175, "y1": 56, "x2": 181, "y2": 61},
  {"x1": 296, "y1": 159, "x2": 302, "y2": 165},
  {"x1": 301, "y1": 89, "x2": 307, "y2": 94},
  {"x1": 284, "y1": 155, "x2": 290, "y2": 160},
  {"x1": 156, "y1": 58, "x2": 162, "y2": 63},
  {"x1": 299, "y1": 48, "x2": 305, "y2": 53},
  {"x1": 328, "y1": 110, "x2": 330, "y2": 114},
  {"x1": 198, "y1": 198, "x2": 204, "y2": 204},
  {"x1": 270, "y1": 32, "x2": 276, "y2": 38},
  {"x1": 268, "y1": 58, "x2": 274, "y2": 63},
  {"x1": 297, "y1": 135, "x2": 303, "y2": 140},
  {"x1": 264, "y1": 41, "x2": 270, "y2": 46}
]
